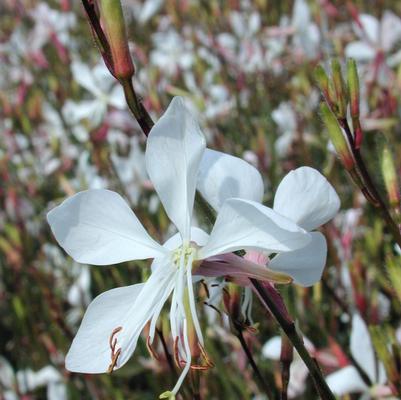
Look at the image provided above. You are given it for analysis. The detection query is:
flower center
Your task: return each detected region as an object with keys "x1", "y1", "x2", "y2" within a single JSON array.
[{"x1": 172, "y1": 242, "x2": 198, "y2": 268}]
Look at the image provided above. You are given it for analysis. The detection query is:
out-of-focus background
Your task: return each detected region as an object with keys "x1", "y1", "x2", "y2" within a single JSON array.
[{"x1": 1, "y1": 1, "x2": 401, "y2": 399}]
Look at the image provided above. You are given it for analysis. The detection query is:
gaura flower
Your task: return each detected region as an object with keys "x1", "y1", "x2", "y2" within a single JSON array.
[
  {"x1": 326, "y1": 314, "x2": 388, "y2": 398},
  {"x1": 197, "y1": 150, "x2": 340, "y2": 286},
  {"x1": 47, "y1": 97, "x2": 311, "y2": 397}
]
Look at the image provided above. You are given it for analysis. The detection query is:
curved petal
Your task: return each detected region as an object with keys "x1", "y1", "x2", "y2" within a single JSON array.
[
  {"x1": 326, "y1": 365, "x2": 368, "y2": 396},
  {"x1": 381, "y1": 11, "x2": 401, "y2": 52},
  {"x1": 345, "y1": 41, "x2": 376, "y2": 62},
  {"x1": 47, "y1": 190, "x2": 166, "y2": 265},
  {"x1": 269, "y1": 232, "x2": 327, "y2": 287},
  {"x1": 163, "y1": 227, "x2": 210, "y2": 251},
  {"x1": 273, "y1": 167, "x2": 340, "y2": 231},
  {"x1": 199, "y1": 198, "x2": 311, "y2": 259},
  {"x1": 357, "y1": 14, "x2": 379, "y2": 44},
  {"x1": 262, "y1": 336, "x2": 282, "y2": 360},
  {"x1": 197, "y1": 148, "x2": 264, "y2": 211},
  {"x1": 66, "y1": 283, "x2": 145, "y2": 373},
  {"x1": 66, "y1": 261, "x2": 175, "y2": 373},
  {"x1": 146, "y1": 97, "x2": 206, "y2": 240},
  {"x1": 196, "y1": 253, "x2": 292, "y2": 284},
  {"x1": 351, "y1": 314, "x2": 386, "y2": 383}
]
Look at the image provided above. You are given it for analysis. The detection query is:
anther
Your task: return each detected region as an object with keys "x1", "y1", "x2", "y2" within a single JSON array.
[
  {"x1": 107, "y1": 326, "x2": 123, "y2": 373},
  {"x1": 146, "y1": 336, "x2": 160, "y2": 360}
]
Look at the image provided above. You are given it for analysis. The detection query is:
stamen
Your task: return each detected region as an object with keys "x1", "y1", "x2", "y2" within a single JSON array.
[
  {"x1": 171, "y1": 319, "x2": 192, "y2": 395},
  {"x1": 107, "y1": 326, "x2": 122, "y2": 373},
  {"x1": 146, "y1": 336, "x2": 160, "y2": 360},
  {"x1": 173, "y1": 336, "x2": 185, "y2": 368},
  {"x1": 186, "y1": 254, "x2": 204, "y2": 347},
  {"x1": 200, "y1": 280, "x2": 210, "y2": 299},
  {"x1": 198, "y1": 342, "x2": 215, "y2": 368}
]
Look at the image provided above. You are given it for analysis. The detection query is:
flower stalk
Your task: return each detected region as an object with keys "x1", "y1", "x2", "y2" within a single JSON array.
[{"x1": 316, "y1": 59, "x2": 401, "y2": 248}]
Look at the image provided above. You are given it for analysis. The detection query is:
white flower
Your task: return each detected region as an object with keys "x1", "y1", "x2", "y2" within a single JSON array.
[
  {"x1": 272, "y1": 102, "x2": 297, "y2": 157},
  {"x1": 326, "y1": 314, "x2": 388, "y2": 398},
  {"x1": 0, "y1": 357, "x2": 66, "y2": 400},
  {"x1": 62, "y1": 60, "x2": 126, "y2": 129},
  {"x1": 47, "y1": 97, "x2": 311, "y2": 397},
  {"x1": 197, "y1": 151, "x2": 340, "y2": 286},
  {"x1": 290, "y1": 0, "x2": 320, "y2": 59},
  {"x1": 29, "y1": 2, "x2": 76, "y2": 51},
  {"x1": 346, "y1": 12, "x2": 401, "y2": 67}
]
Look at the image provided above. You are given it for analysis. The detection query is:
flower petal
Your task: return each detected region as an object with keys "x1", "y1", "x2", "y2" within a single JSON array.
[
  {"x1": 351, "y1": 314, "x2": 386, "y2": 383},
  {"x1": 66, "y1": 261, "x2": 175, "y2": 373},
  {"x1": 357, "y1": 14, "x2": 379, "y2": 43},
  {"x1": 196, "y1": 253, "x2": 292, "y2": 284},
  {"x1": 326, "y1": 365, "x2": 368, "y2": 396},
  {"x1": 65, "y1": 283, "x2": 145, "y2": 373},
  {"x1": 273, "y1": 167, "x2": 340, "y2": 231},
  {"x1": 47, "y1": 189, "x2": 166, "y2": 265},
  {"x1": 268, "y1": 232, "x2": 327, "y2": 286},
  {"x1": 146, "y1": 97, "x2": 206, "y2": 240},
  {"x1": 262, "y1": 336, "x2": 282, "y2": 360},
  {"x1": 199, "y1": 198, "x2": 311, "y2": 259},
  {"x1": 345, "y1": 41, "x2": 376, "y2": 62},
  {"x1": 197, "y1": 148, "x2": 264, "y2": 211},
  {"x1": 163, "y1": 227, "x2": 210, "y2": 251}
]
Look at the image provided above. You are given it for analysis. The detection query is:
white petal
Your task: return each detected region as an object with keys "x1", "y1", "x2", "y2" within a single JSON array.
[
  {"x1": 71, "y1": 61, "x2": 100, "y2": 96},
  {"x1": 358, "y1": 14, "x2": 379, "y2": 44},
  {"x1": 47, "y1": 189, "x2": 166, "y2": 265},
  {"x1": 163, "y1": 227, "x2": 210, "y2": 251},
  {"x1": 66, "y1": 284, "x2": 144, "y2": 373},
  {"x1": 326, "y1": 365, "x2": 368, "y2": 395},
  {"x1": 345, "y1": 41, "x2": 376, "y2": 62},
  {"x1": 262, "y1": 336, "x2": 282, "y2": 360},
  {"x1": 288, "y1": 359, "x2": 309, "y2": 398},
  {"x1": 273, "y1": 167, "x2": 340, "y2": 231},
  {"x1": 199, "y1": 198, "x2": 311, "y2": 259},
  {"x1": 0, "y1": 356, "x2": 14, "y2": 388},
  {"x1": 197, "y1": 148, "x2": 264, "y2": 211},
  {"x1": 269, "y1": 232, "x2": 327, "y2": 286},
  {"x1": 381, "y1": 11, "x2": 401, "y2": 52},
  {"x1": 47, "y1": 382, "x2": 67, "y2": 400},
  {"x1": 351, "y1": 314, "x2": 384, "y2": 383},
  {"x1": 108, "y1": 85, "x2": 126, "y2": 110},
  {"x1": 146, "y1": 97, "x2": 206, "y2": 240},
  {"x1": 66, "y1": 262, "x2": 175, "y2": 373}
]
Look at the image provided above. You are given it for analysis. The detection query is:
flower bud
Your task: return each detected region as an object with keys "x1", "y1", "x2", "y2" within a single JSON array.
[
  {"x1": 98, "y1": 0, "x2": 135, "y2": 80},
  {"x1": 314, "y1": 65, "x2": 335, "y2": 107},
  {"x1": 347, "y1": 59, "x2": 359, "y2": 118},
  {"x1": 381, "y1": 145, "x2": 400, "y2": 209},
  {"x1": 320, "y1": 103, "x2": 354, "y2": 171},
  {"x1": 331, "y1": 59, "x2": 347, "y2": 119}
]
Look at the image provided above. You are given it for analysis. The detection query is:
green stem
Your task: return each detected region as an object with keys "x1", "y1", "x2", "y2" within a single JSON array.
[
  {"x1": 120, "y1": 78, "x2": 154, "y2": 135},
  {"x1": 234, "y1": 325, "x2": 276, "y2": 400},
  {"x1": 251, "y1": 279, "x2": 335, "y2": 400}
]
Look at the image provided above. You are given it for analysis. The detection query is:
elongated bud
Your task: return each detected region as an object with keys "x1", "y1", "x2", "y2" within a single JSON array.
[
  {"x1": 347, "y1": 59, "x2": 359, "y2": 117},
  {"x1": 381, "y1": 146, "x2": 400, "y2": 209},
  {"x1": 280, "y1": 335, "x2": 293, "y2": 398},
  {"x1": 331, "y1": 59, "x2": 347, "y2": 119},
  {"x1": 98, "y1": 0, "x2": 135, "y2": 80},
  {"x1": 370, "y1": 326, "x2": 400, "y2": 387},
  {"x1": 314, "y1": 65, "x2": 335, "y2": 107},
  {"x1": 347, "y1": 59, "x2": 363, "y2": 148},
  {"x1": 223, "y1": 283, "x2": 242, "y2": 323},
  {"x1": 320, "y1": 103, "x2": 354, "y2": 170}
]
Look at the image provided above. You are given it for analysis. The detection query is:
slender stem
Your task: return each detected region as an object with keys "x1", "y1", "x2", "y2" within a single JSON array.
[
  {"x1": 234, "y1": 325, "x2": 276, "y2": 400},
  {"x1": 341, "y1": 120, "x2": 401, "y2": 247},
  {"x1": 251, "y1": 279, "x2": 336, "y2": 400},
  {"x1": 120, "y1": 78, "x2": 154, "y2": 136}
]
